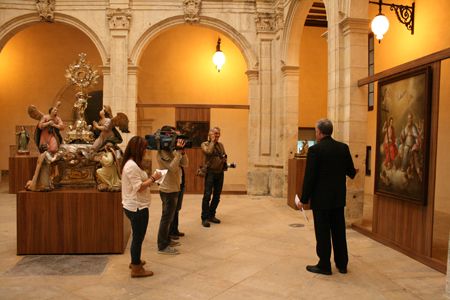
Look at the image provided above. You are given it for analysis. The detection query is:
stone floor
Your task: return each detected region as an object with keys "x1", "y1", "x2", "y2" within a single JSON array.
[{"x1": 0, "y1": 182, "x2": 447, "y2": 299}]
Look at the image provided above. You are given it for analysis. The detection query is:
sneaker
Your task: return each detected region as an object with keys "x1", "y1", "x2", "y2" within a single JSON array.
[
  {"x1": 202, "y1": 219, "x2": 210, "y2": 227},
  {"x1": 170, "y1": 240, "x2": 181, "y2": 247},
  {"x1": 209, "y1": 217, "x2": 221, "y2": 224},
  {"x1": 158, "y1": 246, "x2": 180, "y2": 255}
]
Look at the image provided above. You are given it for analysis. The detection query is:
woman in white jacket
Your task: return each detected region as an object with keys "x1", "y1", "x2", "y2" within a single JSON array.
[{"x1": 121, "y1": 136, "x2": 162, "y2": 278}]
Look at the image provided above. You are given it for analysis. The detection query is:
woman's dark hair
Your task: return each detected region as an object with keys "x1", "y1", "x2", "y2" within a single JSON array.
[
  {"x1": 103, "y1": 109, "x2": 110, "y2": 118},
  {"x1": 121, "y1": 136, "x2": 148, "y2": 172},
  {"x1": 48, "y1": 107, "x2": 56, "y2": 114}
]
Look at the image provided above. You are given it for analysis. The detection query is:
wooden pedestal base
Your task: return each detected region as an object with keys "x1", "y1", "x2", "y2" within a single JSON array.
[
  {"x1": 287, "y1": 158, "x2": 310, "y2": 210},
  {"x1": 17, "y1": 189, "x2": 130, "y2": 255}
]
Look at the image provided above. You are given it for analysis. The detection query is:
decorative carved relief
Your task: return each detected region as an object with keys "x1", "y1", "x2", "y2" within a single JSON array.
[
  {"x1": 36, "y1": 0, "x2": 55, "y2": 22},
  {"x1": 183, "y1": 0, "x2": 201, "y2": 23},
  {"x1": 254, "y1": 7, "x2": 284, "y2": 32},
  {"x1": 106, "y1": 8, "x2": 132, "y2": 29}
]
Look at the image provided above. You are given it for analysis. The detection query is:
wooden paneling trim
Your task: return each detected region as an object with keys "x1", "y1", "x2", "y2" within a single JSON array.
[
  {"x1": 373, "y1": 194, "x2": 428, "y2": 254},
  {"x1": 353, "y1": 224, "x2": 446, "y2": 274},
  {"x1": 137, "y1": 103, "x2": 250, "y2": 109},
  {"x1": 176, "y1": 108, "x2": 210, "y2": 122},
  {"x1": 358, "y1": 47, "x2": 450, "y2": 86}
]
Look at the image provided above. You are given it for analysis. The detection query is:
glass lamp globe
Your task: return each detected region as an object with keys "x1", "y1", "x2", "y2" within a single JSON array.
[
  {"x1": 371, "y1": 13, "x2": 389, "y2": 41},
  {"x1": 213, "y1": 51, "x2": 226, "y2": 72}
]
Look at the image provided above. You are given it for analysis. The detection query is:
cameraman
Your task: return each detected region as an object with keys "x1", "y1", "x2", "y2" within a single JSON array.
[
  {"x1": 201, "y1": 126, "x2": 226, "y2": 227},
  {"x1": 156, "y1": 126, "x2": 189, "y2": 255}
]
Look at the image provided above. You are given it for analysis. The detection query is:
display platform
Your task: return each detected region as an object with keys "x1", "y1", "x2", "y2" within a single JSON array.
[
  {"x1": 17, "y1": 189, "x2": 130, "y2": 255},
  {"x1": 9, "y1": 156, "x2": 38, "y2": 194}
]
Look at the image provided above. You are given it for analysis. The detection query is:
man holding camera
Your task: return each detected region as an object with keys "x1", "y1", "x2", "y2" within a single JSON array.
[
  {"x1": 157, "y1": 126, "x2": 189, "y2": 254},
  {"x1": 201, "y1": 126, "x2": 226, "y2": 227}
]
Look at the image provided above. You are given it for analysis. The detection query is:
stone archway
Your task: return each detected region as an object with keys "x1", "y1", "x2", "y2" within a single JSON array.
[{"x1": 0, "y1": 13, "x2": 108, "y2": 65}]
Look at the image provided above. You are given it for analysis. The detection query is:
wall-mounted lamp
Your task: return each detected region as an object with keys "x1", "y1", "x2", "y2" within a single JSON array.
[
  {"x1": 213, "y1": 37, "x2": 225, "y2": 72},
  {"x1": 369, "y1": 0, "x2": 415, "y2": 43}
]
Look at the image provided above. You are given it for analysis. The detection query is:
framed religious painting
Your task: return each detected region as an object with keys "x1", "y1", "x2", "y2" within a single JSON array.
[
  {"x1": 374, "y1": 66, "x2": 432, "y2": 205},
  {"x1": 176, "y1": 121, "x2": 209, "y2": 148}
]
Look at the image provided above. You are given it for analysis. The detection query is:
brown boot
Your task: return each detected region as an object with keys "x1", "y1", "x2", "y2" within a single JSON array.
[
  {"x1": 131, "y1": 264, "x2": 153, "y2": 278},
  {"x1": 129, "y1": 259, "x2": 146, "y2": 269}
]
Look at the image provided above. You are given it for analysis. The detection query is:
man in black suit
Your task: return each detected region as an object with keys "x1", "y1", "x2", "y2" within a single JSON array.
[{"x1": 298, "y1": 118, "x2": 358, "y2": 275}]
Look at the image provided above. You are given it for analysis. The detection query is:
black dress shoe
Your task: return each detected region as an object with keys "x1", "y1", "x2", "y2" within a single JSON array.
[
  {"x1": 202, "y1": 220, "x2": 210, "y2": 227},
  {"x1": 208, "y1": 217, "x2": 221, "y2": 224},
  {"x1": 306, "y1": 265, "x2": 332, "y2": 275},
  {"x1": 338, "y1": 269, "x2": 347, "y2": 274}
]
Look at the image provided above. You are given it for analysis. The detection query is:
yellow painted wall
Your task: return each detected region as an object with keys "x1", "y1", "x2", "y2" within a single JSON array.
[
  {"x1": 138, "y1": 26, "x2": 248, "y2": 186},
  {"x1": 0, "y1": 23, "x2": 102, "y2": 171},
  {"x1": 365, "y1": 0, "x2": 450, "y2": 214},
  {"x1": 298, "y1": 26, "x2": 328, "y2": 128}
]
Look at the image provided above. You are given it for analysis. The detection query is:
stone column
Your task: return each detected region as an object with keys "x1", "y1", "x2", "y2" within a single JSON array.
[
  {"x1": 106, "y1": 5, "x2": 132, "y2": 143},
  {"x1": 326, "y1": 13, "x2": 370, "y2": 225},
  {"x1": 281, "y1": 65, "x2": 301, "y2": 196}
]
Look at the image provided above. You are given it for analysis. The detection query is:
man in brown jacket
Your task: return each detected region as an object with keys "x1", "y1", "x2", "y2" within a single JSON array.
[{"x1": 201, "y1": 126, "x2": 227, "y2": 227}]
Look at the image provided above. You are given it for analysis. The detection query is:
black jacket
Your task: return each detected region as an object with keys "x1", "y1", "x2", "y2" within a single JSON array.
[{"x1": 300, "y1": 136, "x2": 357, "y2": 210}]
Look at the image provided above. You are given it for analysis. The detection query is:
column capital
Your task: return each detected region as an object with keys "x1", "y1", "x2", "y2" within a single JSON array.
[
  {"x1": 281, "y1": 65, "x2": 300, "y2": 77},
  {"x1": 339, "y1": 17, "x2": 371, "y2": 36},
  {"x1": 245, "y1": 70, "x2": 259, "y2": 81}
]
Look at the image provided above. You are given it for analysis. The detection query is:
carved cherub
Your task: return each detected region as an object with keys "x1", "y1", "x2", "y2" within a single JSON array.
[
  {"x1": 91, "y1": 105, "x2": 130, "y2": 153},
  {"x1": 28, "y1": 101, "x2": 64, "y2": 154}
]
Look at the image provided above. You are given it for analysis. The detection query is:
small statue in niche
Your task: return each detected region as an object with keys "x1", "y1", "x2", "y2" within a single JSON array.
[
  {"x1": 91, "y1": 105, "x2": 129, "y2": 154},
  {"x1": 13, "y1": 127, "x2": 30, "y2": 154},
  {"x1": 96, "y1": 142, "x2": 122, "y2": 192},
  {"x1": 25, "y1": 142, "x2": 60, "y2": 192}
]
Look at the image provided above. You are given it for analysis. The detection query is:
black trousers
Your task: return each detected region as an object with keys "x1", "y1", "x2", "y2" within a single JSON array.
[
  {"x1": 169, "y1": 184, "x2": 185, "y2": 236},
  {"x1": 124, "y1": 208, "x2": 149, "y2": 265},
  {"x1": 312, "y1": 207, "x2": 348, "y2": 272},
  {"x1": 158, "y1": 191, "x2": 179, "y2": 250},
  {"x1": 201, "y1": 172, "x2": 224, "y2": 220}
]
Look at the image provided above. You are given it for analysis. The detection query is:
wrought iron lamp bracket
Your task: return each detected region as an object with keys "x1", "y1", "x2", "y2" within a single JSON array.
[{"x1": 370, "y1": 1, "x2": 415, "y2": 35}]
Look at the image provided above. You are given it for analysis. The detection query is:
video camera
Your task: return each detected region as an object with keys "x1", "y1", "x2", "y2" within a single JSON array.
[{"x1": 145, "y1": 130, "x2": 192, "y2": 151}]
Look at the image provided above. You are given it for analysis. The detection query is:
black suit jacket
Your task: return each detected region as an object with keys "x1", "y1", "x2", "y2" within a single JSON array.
[{"x1": 300, "y1": 136, "x2": 356, "y2": 210}]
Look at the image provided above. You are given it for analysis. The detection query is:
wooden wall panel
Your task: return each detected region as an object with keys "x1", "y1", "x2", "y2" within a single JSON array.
[
  {"x1": 176, "y1": 108, "x2": 210, "y2": 122},
  {"x1": 184, "y1": 148, "x2": 205, "y2": 194},
  {"x1": 176, "y1": 108, "x2": 210, "y2": 194},
  {"x1": 371, "y1": 62, "x2": 441, "y2": 259}
]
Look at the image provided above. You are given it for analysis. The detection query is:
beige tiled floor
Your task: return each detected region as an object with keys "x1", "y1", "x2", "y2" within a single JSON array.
[{"x1": 0, "y1": 182, "x2": 447, "y2": 299}]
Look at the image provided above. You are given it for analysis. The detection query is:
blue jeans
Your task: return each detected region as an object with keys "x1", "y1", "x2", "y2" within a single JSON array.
[
  {"x1": 169, "y1": 185, "x2": 185, "y2": 236},
  {"x1": 201, "y1": 172, "x2": 224, "y2": 220},
  {"x1": 158, "y1": 191, "x2": 179, "y2": 250},
  {"x1": 124, "y1": 208, "x2": 149, "y2": 265}
]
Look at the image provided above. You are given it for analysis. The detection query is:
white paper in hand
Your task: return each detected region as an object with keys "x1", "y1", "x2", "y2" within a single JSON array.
[
  {"x1": 295, "y1": 194, "x2": 309, "y2": 222},
  {"x1": 155, "y1": 169, "x2": 168, "y2": 184}
]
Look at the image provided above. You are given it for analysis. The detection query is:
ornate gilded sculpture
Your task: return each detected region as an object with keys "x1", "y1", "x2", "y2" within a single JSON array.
[{"x1": 64, "y1": 53, "x2": 99, "y2": 144}]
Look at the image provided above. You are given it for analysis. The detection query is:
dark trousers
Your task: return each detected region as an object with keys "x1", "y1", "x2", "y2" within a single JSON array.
[
  {"x1": 124, "y1": 208, "x2": 149, "y2": 265},
  {"x1": 201, "y1": 172, "x2": 224, "y2": 220},
  {"x1": 169, "y1": 185, "x2": 185, "y2": 236},
  {"x1": 312, "y1": 207, "x2": 348, "y2": 272},
  {"x1": 158, "y1": 191, "x2": 179, "y2": 250}
]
